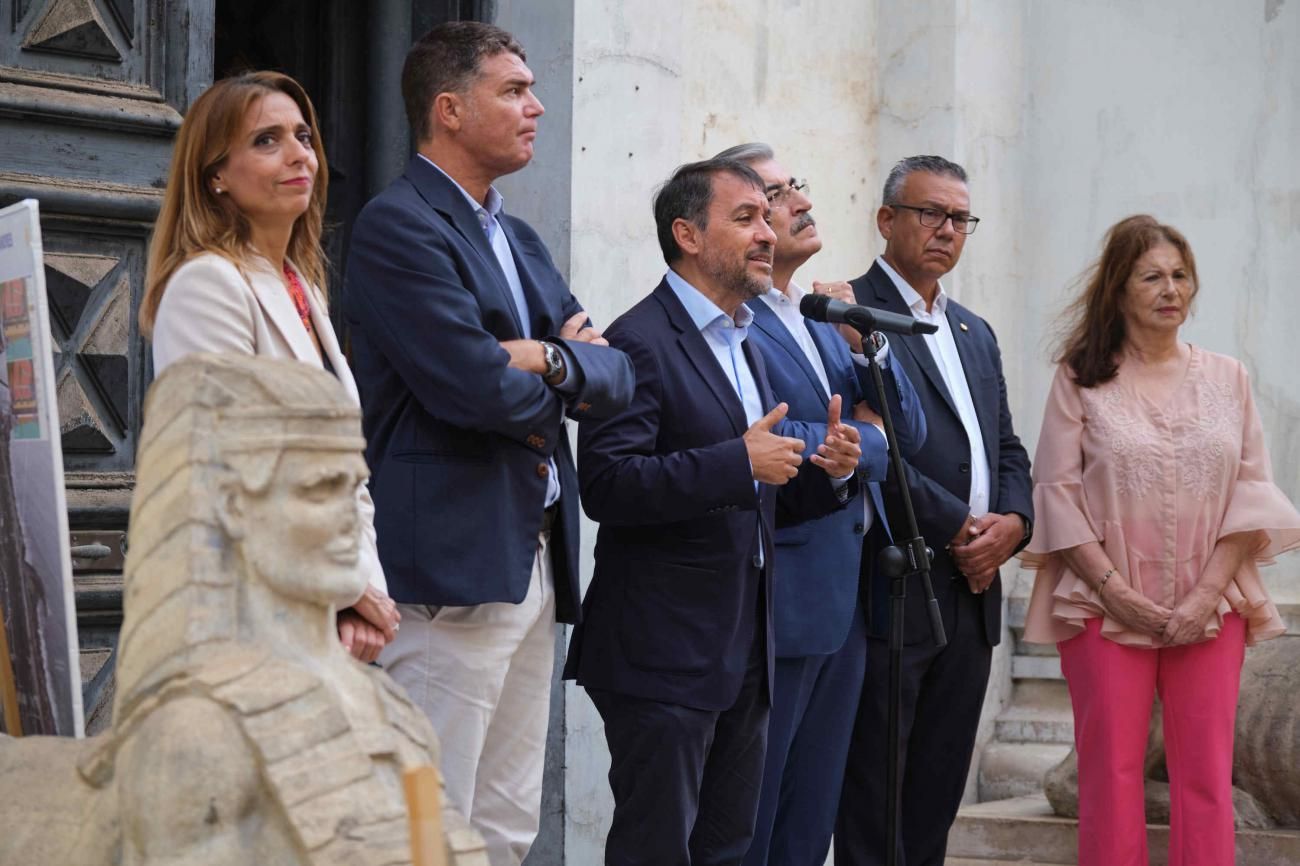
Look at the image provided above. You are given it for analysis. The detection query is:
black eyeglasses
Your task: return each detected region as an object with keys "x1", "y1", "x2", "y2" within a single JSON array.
[
  {"x1": 890, "y1": 203, "x2": 980, "y2": 235},
  {"x1": 766, "y1": 178, "x2": 808, "y2": 209}
]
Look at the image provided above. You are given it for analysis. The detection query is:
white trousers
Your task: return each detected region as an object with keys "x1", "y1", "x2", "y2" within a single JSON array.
[{"x1": 381, "y1": 532, "x2": 556, "y2": 866}]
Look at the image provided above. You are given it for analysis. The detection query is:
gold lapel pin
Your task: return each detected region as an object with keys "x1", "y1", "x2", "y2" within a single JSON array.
[{"x1": 959, "y1": 322, "x2": 969, "y2": 332}]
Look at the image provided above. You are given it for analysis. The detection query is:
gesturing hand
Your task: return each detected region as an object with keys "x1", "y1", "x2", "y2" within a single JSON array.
[
  {"x1": 559, "y1": 312, "x2": 609, "y2": 346},
  {"x1": 744, "y1": 403, "x2": 804, "y2": 485},
  {"x1": 810, "y1": 394, "x2": 862, "y2": 478},
  {"x1": 812, "y1": 280, "x2": 864, "y2": 352}
]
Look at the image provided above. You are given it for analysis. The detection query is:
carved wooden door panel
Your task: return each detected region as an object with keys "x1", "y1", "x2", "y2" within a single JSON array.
[{"x1": 0, "y1": 0, "x2": 214, "y2": 730}]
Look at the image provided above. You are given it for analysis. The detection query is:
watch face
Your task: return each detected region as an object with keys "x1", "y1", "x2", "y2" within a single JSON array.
[{"x1": 543, "y1": 342, "x2": 562, "y2": 377}]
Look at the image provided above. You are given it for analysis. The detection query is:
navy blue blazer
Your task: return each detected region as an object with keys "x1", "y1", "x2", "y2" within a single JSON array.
[
  {"x1": 564, "y1": 280, "x2": 848, "y2": 711},
  {"x1": 343, "y1": 156, "x2": 634, "y2": 624},
  {"x1": 850, "y1": 262, "x2": 1032, "y2": 646},
  {"x1": 746, "y1": 298, "x2": 926, "y2": 657}
]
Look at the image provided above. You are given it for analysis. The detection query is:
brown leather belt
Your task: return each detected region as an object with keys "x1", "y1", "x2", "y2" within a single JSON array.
[{"x1": 540, "y1": 504, "x2": 558, "y2": 533}]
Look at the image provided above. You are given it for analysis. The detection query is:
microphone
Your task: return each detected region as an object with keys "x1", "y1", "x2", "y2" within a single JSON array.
[{"x1": 799, "y1": 293, "x2": 938, "y2": 336}]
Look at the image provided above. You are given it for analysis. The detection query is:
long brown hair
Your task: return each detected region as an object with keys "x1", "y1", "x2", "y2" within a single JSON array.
[
  {"x1": 140, "y1": 71, "x2": 329, "y2": 337},
  {"x1": 1055, "y1": 214, "x2": 1198, "y2": 387}
]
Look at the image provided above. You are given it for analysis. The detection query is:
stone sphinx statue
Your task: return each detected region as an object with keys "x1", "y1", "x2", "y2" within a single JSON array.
[
  {"x1": 1045, "y1": 635, "x2": 1300, "y2": 830},
  {"x1": 0, "y1": 354, "x2": 487, "y2": 865}
]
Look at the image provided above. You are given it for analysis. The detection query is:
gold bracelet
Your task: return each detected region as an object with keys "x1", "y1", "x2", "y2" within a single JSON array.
[{"x1": 1097, "y1": 567, "x2": 1116, "y2": 595}]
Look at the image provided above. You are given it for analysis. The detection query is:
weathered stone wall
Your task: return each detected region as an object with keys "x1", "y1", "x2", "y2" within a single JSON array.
[{"x1": 553, "y1": 0, "x2": 1300, "y2": 859}]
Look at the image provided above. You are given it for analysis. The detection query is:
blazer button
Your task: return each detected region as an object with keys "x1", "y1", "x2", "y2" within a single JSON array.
[
  {"x1": 959, "y1": 462, "x2": 970, "y2": 473},
  {"x1": 752, "y1": 554, "x2": 762, "y2": 568},
  {"x1": 854, "y1": 522, "x2": 865, "y2": 534},
  {"x1": 537, "y1": 463, "x2": 550, "y2": 478}
]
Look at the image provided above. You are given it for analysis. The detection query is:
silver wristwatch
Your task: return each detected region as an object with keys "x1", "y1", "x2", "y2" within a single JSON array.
[{"x1": 539, "y1": 340, "x2": 564, "y2": 382}]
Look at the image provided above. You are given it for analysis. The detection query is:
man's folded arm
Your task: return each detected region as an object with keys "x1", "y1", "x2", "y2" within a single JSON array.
[
  {"x1": 550, "y1": 338, "x2": 634, "y2": 421},
  {"x1": 347, "y1": 205, "x2": 567, "y2": 450}
]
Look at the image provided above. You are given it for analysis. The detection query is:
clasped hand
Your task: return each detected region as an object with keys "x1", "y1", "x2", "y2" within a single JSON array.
[
  {"x1": 1104, "y1": 581, "x2": 1215, "y2": 646},
  {"x1": 949, "y1": 512, "x2": 1023, "y2": 594},
  {"x1": 338, "y1": 583, "x2": 401, "y2": 663}
]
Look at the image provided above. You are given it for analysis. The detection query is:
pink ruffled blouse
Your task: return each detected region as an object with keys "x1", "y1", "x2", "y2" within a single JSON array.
[{"x1": 1022, "y1": 347, "x2": 1300, "y2": 647}]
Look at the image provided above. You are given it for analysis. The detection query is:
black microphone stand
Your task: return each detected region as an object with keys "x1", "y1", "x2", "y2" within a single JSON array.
[{"x1": 849, "y1": 311, "x2": 946, "y2": 866}]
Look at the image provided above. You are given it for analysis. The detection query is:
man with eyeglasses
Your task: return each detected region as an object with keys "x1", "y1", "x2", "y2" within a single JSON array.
[
  {"x1": 832, "y1": 155, "x2": 1034, "y2": 865},
  {"x1": 708, "y1": 144, "x2": 926, "y2": 866}
]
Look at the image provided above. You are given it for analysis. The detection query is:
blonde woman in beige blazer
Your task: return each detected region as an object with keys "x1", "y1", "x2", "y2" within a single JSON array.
[{"x1": 141, "y1": 71, "x2": 398, "y2": 661}]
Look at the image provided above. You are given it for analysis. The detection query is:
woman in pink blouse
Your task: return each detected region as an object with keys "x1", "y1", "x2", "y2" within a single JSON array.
[{"x1": 1022, "y1": 214, "x2": 1300, "y2": 866}]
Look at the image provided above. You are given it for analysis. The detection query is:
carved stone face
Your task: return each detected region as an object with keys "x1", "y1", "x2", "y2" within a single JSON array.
[{"x1": 228, "y1": 448, "x2": 370, "y2": 608}]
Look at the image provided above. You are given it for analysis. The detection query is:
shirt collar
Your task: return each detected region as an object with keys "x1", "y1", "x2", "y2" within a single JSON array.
[
  {"x1": 418, "y1": 153, "x2": 504, "y2": 219},
  {"x1": 764, "y1": 280, "x2": 807, "y2": 307},
  {"x1": 665, "y1": 269, "x2": 754, "y2": 332},
  {"x1": 876, "y1": 255, "x2": 948, "y2": 316}
]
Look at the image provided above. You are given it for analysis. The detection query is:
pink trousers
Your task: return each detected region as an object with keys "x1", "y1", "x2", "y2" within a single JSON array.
[{"x1": 1058, "y1": 614, "x2": 1245, "y2": 866}]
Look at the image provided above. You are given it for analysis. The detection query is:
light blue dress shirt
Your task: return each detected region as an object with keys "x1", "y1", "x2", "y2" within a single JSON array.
[
  {"x1": 665, "y1": 268, "x2": 770, "y2": 565},
  {"x1": 664, "y1": 269, "x2": 765, "y2": 431}
]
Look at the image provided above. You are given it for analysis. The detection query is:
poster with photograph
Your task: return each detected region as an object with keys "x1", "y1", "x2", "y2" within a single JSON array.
[{"x1": 0, "y1": 199, "x2": 82, "y2": 737}]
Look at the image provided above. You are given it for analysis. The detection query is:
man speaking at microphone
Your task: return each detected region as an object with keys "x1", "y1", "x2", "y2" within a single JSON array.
[
  {"x1": 834, "y1": 155, "x2": 1033, "y2": 866},
  {"x1": 707, "y1": 144, "x2": 926, "y2": 866},
  {"x1": 566, "y1": 156, "x2": 866, "y2": 866}
]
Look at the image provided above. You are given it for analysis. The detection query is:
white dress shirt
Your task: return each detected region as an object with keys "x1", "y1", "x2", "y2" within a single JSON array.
[{"x1": 876, "y1": 256, "x2": 990, "y2": 517}]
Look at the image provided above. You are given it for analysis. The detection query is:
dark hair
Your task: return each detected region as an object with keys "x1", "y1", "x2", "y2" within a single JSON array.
[
  {"x1": 1055, "y1": 214, "x2": 1199, "y2": 387},
  {"x1": 881, "y1": 155, "x2": 967, "y2": 205},
  {"x1": 402, "y1": 21, "x2": 526, "y2": 143},
  {"x1": 653, "y1": 158, "x2": 765, "y2": 264}
]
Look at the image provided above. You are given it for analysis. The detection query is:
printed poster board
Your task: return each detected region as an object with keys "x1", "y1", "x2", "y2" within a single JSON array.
[{"x1": 0, "y1": 199, "x2": 83, "y2": 737}]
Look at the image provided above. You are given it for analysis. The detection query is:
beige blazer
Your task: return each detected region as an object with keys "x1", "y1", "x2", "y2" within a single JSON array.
[{"x1": 151, "y1": 251, "x2": 387, "y2": 596}]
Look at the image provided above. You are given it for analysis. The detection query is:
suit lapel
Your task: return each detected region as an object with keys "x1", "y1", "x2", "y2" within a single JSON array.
[
  {"x1": 498, "y1": 217, "x2": 556, "y2": 338},
  {"x1": 866, "y1": 263, "x2": 960, "y2": 421},
  {"x1": 742, "y1": 335, "x2": 774, "y2": 416},
  {"x1": 405, "y1": 157, "x2": 526, "y2": 336},
  {"x1": 655, "y1": 283, "x2": 748, "y2": 436},
  {"x1": 247, "y1": 261, "x2": 319, "y2": 365},
  {"x1": 748, "y1": 300, "x2": 829, "y2": 408},
  {"x1": 299, "y1": 275, "x2": 361, "y2": 401},
  {"x1": 945, "y1": 301, "x2": 998, "y2": 459},
  {"x1": 804, "y1": 320, "x2": 853, "y2": 402},
  {"x1": 742, "y1": 336, "x2": 776, "y2": 518}
]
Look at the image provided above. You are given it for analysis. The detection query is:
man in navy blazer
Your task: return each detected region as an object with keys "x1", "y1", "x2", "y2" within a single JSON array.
[
  {"x1": 708, "y1": 144, "x2": 926, "y2": 866},
  {"x1": 343, "y1": 22, "x2": 633, "y2": 866},
  {"x1": 834, "y1": 156, "x2": 1033, "y2": 866},
  {"x1": 565, "y1": 157, "x2": 865, "y2": 866}
]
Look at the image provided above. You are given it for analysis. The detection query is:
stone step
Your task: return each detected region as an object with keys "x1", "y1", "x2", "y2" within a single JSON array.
[
  {"x1": 994, "y1": 705, "x2": 1074, "y2": 746},
  {"x1": 977, "y1": 742, "x2": 1071, "y2": 802},
  {"x1": 1010, "y1": 654, "x2": 1061, "y2": 682},
  {"x1": 995, "y1": 681, "x2": 1072, "y2": 746},
  {"x1": 947, "y1": 794, "x2": 1300, "y2": 865},
  {"x1": 945, "y1": 859, "x2": 1062, "y2": 865}
]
